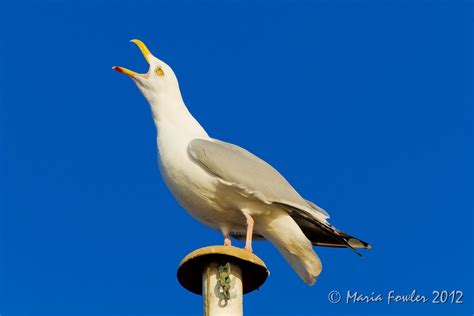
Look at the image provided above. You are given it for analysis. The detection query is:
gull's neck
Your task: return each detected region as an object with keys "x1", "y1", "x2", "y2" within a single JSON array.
[{"x1": 147, "y1": 88, "x2": 209, "y2": 141}]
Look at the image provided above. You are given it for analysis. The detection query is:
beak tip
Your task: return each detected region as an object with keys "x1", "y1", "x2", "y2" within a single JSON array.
[{"x1": 112, "y1": 66, "x2": 123, "y2": 73}]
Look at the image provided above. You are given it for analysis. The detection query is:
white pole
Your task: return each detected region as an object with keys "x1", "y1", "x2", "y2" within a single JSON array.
[
  {"x1": 202, "y1": 261, "x2": 243, "y2": 316},
  {"x1": 177, "y1": 246, "x2": 268, "y2": 315}
]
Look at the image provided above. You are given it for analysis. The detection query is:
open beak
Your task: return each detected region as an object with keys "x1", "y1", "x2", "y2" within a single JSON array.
[{"x1": 112, "y1": 39, "x2": 153, "y2": 77}]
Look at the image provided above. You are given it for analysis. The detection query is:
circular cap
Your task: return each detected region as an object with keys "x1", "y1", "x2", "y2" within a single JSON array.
[{"x1": 177, "y1": 246, "x2": 269, "y2": 295}]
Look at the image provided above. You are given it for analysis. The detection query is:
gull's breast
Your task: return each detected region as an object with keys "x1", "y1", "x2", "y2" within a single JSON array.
[{"x1": 157, "y1": 136, "x2": 240, "y2": 230}]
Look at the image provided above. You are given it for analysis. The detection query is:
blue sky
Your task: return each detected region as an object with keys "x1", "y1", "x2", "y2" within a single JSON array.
[{"x1": 0, "y1": 0, "x2": 472, "y2": 315}]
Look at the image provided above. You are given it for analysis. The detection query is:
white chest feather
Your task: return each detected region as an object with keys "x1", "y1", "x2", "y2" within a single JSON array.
[{"x1": 155, "y1": 122, "x2": 231, "y2": 229}]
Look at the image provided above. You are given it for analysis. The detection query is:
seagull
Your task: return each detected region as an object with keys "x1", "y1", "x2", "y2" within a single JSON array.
[{"x1": 113, "y1": 40, "x2": 370, "y2": 285}]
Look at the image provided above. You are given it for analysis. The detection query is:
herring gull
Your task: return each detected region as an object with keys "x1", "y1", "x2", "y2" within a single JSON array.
[{"x1": 113, "y1": 40, "x2": 371, "y2": 285}]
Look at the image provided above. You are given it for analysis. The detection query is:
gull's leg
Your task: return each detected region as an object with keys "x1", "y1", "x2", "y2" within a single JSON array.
[
  {"x1": 244, "y1": 213, "x2": 254, "y2": 253},
  {"x1": 221, "y1": 226, "x2": 231, "y2": 246}
]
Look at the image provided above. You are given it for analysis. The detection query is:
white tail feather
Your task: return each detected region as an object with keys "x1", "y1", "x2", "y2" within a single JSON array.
[
  {"x1": 273, "y1": 242, "x2": 322, "y2": 285},
  {"x1": 256, "y1": 209, "x2": 323, "y2": 285}
]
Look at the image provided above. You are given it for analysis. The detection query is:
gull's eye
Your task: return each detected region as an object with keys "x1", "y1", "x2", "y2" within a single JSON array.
[{"x1": 156, "y1": 68, "x2": 164, "y2": 76}]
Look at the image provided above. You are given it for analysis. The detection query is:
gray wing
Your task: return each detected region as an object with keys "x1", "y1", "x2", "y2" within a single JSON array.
[{"x1": 187, "y1": 138, "x2": 330, "y2": 221}]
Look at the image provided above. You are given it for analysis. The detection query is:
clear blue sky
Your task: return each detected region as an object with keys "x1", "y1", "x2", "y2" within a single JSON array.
[{"x1": 0, "y1": 1, "x2": 472, "y2": 315}]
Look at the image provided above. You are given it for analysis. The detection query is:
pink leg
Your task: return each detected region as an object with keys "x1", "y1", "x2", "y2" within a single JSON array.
[
  {"x1": 221, "y1": 226, "x2": 231, "y2": 246},
  {"x1": 244, "y1": 214, "x2": 254, "y2": 253}
]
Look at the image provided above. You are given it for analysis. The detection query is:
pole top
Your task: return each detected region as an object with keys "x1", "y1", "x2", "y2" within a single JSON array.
[{"x1": 177, "y1": 246, "x2": 269, "y2": 295}]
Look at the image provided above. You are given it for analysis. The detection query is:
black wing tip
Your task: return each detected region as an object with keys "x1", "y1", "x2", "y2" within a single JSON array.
[{"x1": 347, "y1": 238, "x2": 372, "y2": 257}]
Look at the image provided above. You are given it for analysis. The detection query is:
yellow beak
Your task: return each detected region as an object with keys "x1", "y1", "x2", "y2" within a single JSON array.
[{"x1": 112, "y1": 39, "x2": 153, "y2": 77}]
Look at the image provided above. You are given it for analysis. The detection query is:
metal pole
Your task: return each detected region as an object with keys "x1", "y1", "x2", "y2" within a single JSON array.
[
  {"x1": 202, "y1": 261, "x2": 243, "y2": 316},
  {"x1": 177, "y1": 246, "x2": 269, "y2": 316}
]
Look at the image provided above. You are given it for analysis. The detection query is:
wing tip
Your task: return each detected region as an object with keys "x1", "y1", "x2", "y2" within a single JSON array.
[{"x1": 348, "y1": 238, "x2": 372, "y2": 250}]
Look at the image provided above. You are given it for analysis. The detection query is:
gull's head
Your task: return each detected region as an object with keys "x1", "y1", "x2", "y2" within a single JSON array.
[{"x1": 113, "y1": 40, "x2": 179, "y2": 102}]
